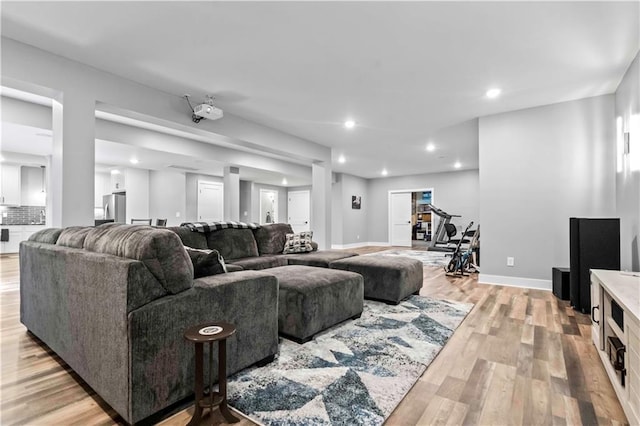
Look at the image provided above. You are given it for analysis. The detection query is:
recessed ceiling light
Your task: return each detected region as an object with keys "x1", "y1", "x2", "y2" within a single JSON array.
[
  {"x1": 454, "y1": 161, "x2": 462, "y2": 169},
  {"x1": 344, "y1": 120, "x2": 356, "y2": 129},
  {"x1": 282, "y1": 178, "x2": 288, "y2": 185},
  {"x1": 130, "y1": 158, "x2": 139, "y2": 164},
  {"x1": 486, "y1": 88, "x2": 501, "y2": 99},
  {"x1": 110, "y1": 169, "x2": 121, "y2": 175},
  {"x1": 381, "y1": 169, "x2": 388, "y2": 176},
  {"x1": 338, "y1": 155, "x2": 346, "y2": 164},
  {"x1": 426, "y1": 143, "x2": 435, "y2": 152}
]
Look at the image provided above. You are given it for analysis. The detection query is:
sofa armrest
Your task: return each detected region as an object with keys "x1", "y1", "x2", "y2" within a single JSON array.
[
  {"x1": 127, "y1": 270, "x2": 279, "y2": 423},
  {"x1": 19, "y1": 241, "x2": 164, "y2": 423}
]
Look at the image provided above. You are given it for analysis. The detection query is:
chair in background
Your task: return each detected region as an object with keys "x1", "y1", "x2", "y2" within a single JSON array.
[
  {"x1": 155, "y1": 219, "x2": 167, "y2": 227},
  {"x1": 131, "y1": 219, "x2": 152, "y2": 225}
]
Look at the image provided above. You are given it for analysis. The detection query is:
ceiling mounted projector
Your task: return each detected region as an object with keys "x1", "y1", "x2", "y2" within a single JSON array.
[
  {"x1": 184, "y1": 94, "x2": 224, "y2": 123},
  {"x1": 193, "y1": 103, "x2": 223, "y2": 121}
]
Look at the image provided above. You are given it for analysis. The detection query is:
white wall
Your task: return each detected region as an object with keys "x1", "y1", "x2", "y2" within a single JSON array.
[
  {"x1": 124, "y1": 168, "x2": 149, "y2": 223},
  {"x1": 332, "y1": 173, "x2": 369, "y2": 247},
  {"x1": 478, "y1": 95, "x2": 616, "y2": 287},
  {"x1": 239, "y1": 180, "x2": 252, "y2": 222},
  {"x1": 148, "y1": 170, "x2": 186, "y2": 226},
  {"x1": 615, "y1": 51, "x2": 640, "y2": 272},
  {"x1": 366, "y1": 170, "x2": 479, "y2": 244}
]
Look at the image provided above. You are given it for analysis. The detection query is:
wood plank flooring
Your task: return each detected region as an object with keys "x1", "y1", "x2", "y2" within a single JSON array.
[{"x1": 0, "y1": 249, "x2": 628, "y2": 425}]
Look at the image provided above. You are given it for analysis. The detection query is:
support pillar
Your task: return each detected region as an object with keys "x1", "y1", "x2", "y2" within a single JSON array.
[
  {"x1": 223, "y1": 166, "x2": 240, "y2": 221},
  {"x1": 311, "y1": 162, "x2": 332, "y2": 250},
  {"x1": 51, "y1": 90, "x2": 95, "y2": 227}
]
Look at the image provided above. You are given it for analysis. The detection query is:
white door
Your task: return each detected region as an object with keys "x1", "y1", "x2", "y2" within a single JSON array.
[
  {"x1": 288, "y1": 190, "x2": 310, "y2": 232},
  {"x1": 390, "y1": 192, "x2": 412, "y2": 246},
  {"x1": 197, "y1": 181, "x2": 223, "y2": 222}
]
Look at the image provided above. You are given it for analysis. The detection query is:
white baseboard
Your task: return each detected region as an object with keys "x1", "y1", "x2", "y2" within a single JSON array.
[
  {"x1": 331, "y1": 241, "x2": 391, "y2": 249},
  {"x1": 478, "y1": 274, "x2": 552, "y2": 291}
]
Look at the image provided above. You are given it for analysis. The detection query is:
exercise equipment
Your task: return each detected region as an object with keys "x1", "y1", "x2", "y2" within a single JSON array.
[
  {"x1": 427, "y1": 204, "x2": 461, "y2": 251},
  {"x1": 445, "y1": 221, "x2": 479, "y2": 276}
]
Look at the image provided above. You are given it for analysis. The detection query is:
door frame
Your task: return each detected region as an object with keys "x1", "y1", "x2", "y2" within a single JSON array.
[
  {"x1": 388, "y1": 187, "x2": 434, "y2": 246},
  {"x1": 259, "y1": 188, "x2": 278, "y2": 224},
  {"x1": 197, "y1": 180, "x2": 224, "y2": 222},
  {"x1": 287, "y1": 189, "x2": 310, "y2": 232}
]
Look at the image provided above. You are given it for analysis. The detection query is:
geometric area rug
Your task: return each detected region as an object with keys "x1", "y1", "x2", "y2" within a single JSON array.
[{"x1": 227, "y1": 296, "x2": 473, "y2": 425}]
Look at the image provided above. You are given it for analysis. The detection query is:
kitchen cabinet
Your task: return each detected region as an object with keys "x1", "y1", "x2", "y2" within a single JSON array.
[
  {"x1": 0, "y1": 164, "x2": 21, "y2": 205},
  {"x1": 591, "y1": 269, "x2": 640, "y2": 426},
  {"x1": 0, "y1": 225, "x2": 45, "y2": 254},
  {"x1": 111, "y1": 171, "x2": 125, "y2": 192}
]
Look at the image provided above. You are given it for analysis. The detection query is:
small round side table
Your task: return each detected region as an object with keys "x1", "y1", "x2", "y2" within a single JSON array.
[{"x1": 184, "y1": 322, "x2": 239, "y2": 425}]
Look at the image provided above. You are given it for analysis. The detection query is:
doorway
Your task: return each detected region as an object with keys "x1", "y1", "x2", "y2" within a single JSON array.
[
  {"x1": 389, "y1": 188, "x2": 434, "y2": 248},
  {"x1": 197, "y1": 181, "x2": 223, "y2": 222},
  {"x1": 259, "y1": 189, "x2": 278, "y2": 224},
  {"x1": 288, "y1": 190, "x2": 310, "y2": 232}
]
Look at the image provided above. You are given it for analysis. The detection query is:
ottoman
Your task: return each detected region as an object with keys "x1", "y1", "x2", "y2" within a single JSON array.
[
  {"x1": 267, "y1": 265, "x2": 364, "y2": 343},
  {"x1": 284, "y1": 250, "x2": 358, "y2": 268},
  {"x1": 329, "y1": 255, "x2": 423, "y2": 304}
]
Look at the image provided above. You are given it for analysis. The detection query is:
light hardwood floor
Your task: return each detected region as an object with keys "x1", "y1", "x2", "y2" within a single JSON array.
[{"x1": 0, "y1": 249, "x2": 628, "y2": 425}]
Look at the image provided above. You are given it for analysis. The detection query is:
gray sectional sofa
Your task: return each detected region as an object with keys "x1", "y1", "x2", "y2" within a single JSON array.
[
  {"x1": 19, "y1": 222, "x2": 423, "y2": 424},
  {"x1": 20, "y1": 224, "x2": 279, "y2": 424}
]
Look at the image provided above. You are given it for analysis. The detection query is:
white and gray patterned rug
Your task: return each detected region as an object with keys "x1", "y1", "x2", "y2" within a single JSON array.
[
  {"x1": 364, "y1": 249, "x2": 452, "y2": 267},
  {"x1": 227, "y1": 295, "x2": 473, "y2": 425}
]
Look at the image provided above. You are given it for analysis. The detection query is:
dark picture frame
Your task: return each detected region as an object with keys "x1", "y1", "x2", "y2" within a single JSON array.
[{"x1": 351, "y1": 195, "x2": 361, "y2": 209}]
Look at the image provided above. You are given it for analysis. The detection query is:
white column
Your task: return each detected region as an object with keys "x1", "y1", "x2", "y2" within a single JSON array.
[
  {"x1": 311, "y1": 161, "x2": 332, "y2": 249},
  {"x1": 223, "y1": 166, "x2": 240, "y2": 221},
  {"x1": 51, "y1": 90, "x2": 95, "y2": 227}
]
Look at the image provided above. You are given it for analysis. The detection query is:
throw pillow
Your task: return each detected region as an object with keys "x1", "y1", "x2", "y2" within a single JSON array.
[
  {"x1": 282, "y1": 231, "x2": 314, "y2": 254},
  {"x1": 184, "y1": 247, "x2": 228, "y2": 278}
]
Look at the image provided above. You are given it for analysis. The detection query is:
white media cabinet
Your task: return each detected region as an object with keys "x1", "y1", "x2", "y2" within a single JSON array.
[{"x1": 591, "y1": 269, "x2": 640, "y2": 425}]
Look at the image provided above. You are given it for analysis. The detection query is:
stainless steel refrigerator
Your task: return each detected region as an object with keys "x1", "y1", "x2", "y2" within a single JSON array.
[{"x1": 103, "y1": 193, "x2": 126, "y2": 223}]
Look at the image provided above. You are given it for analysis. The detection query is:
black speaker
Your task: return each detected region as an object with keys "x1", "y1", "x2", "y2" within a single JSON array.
[{"x1": 569, "y1": 218, "x2": 620, "y2": 313}]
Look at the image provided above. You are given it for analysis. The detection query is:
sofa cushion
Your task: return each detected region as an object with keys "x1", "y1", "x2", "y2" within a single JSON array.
[
  {"x1": 282, "y1": 231, "x2": 314, "y2": 254},
  {"x1": 228, "y1": 255, "x2": 288, "y2": 271},
  {"x1": 185, "y1": 247, "x2": 228, "y2": 278},
  {"x1": 285, "y1": 250, "x2": 359, "y2": 268},
  {"x1": 206, "y1": 228, "x2": 259, "y2": 260},
  {"x1": 28, "y1": 228, "x2": 62, "y2": 244},
  {"x1": 166, "y1": 226, "x2": 208, "y2": 249},
  {"x1": 252, "y1": 223, "x2": 294, "y2": 255},
  {"x1": 83, "y1": 223, "x2": 194, "y2": 294},
  {"x1": 56, "y1": 226, "x2": 92, "y2": 248}
]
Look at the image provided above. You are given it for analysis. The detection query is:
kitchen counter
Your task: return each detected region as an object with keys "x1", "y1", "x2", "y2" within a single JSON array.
[
  {"x1": 0, "y1": 225, "x2": 46, "y2": 254},
  {"x1": 1, "y1": 223, "x2": 46, "y2": 226}
]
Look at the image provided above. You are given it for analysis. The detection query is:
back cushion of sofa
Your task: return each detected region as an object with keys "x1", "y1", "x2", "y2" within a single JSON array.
[
  {"x1": 56, "y1": 226, "x2": 93, "y2": 248},
  {"x1": 206, "y1": 228, "x2": 259, "y2": 260},
  {"x1": 166, "y1": 226, "x2": 208, "y2": 249},
  {"x1": 83, "y1": 223, "x2": 194, "y2": 294},
  {"x1": 28, "y1": 228, "x2": 63, "y2": 244},
  {"x1": 253, "y1": 223, "x2": 294, "y2": 255}
]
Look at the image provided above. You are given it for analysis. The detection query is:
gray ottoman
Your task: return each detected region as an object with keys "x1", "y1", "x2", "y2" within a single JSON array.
[
  {"x1": 284, "y1": 250, "x2": 358, "y2": 268},
  {"x1": 267, "y1": 265, "x2": 364, "y2": 343},
  {"x1": 329, "y1": 255, "x2": 423, "y2": 304}
]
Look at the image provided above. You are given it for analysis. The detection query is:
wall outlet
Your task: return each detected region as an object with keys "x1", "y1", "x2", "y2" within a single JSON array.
[
  {"x1": 2, "y1": 212, "x2": 6, "y2": 218},
  {"x1": 243, "y1": 211, "x2": 248, "y2": 217},
  {"x1": 175, "y1": 212, "x2": 181, "y2": 218},
  {"x1": 507, "y1": 257, "x2": 515, "y2": 267},
  {"x1": 357, "y1": 235, "x2": 360, "y2": 240}
]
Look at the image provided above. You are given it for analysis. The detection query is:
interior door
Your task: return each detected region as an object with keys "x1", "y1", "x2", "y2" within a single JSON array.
[
  {"x1": 288, "y1": 190, "x2": 310, "y2": 232},
  {"x1": 390, "y1": 192, "x2": 412, "y2": 246},
  {"x1": 197, "y1": 181, "x2": 223, "y2": 222}
]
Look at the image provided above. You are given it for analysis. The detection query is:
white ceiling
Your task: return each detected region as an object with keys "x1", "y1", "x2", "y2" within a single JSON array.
[{"x1": 1, "y1": 2, "x2": 638, "y2": 178}]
